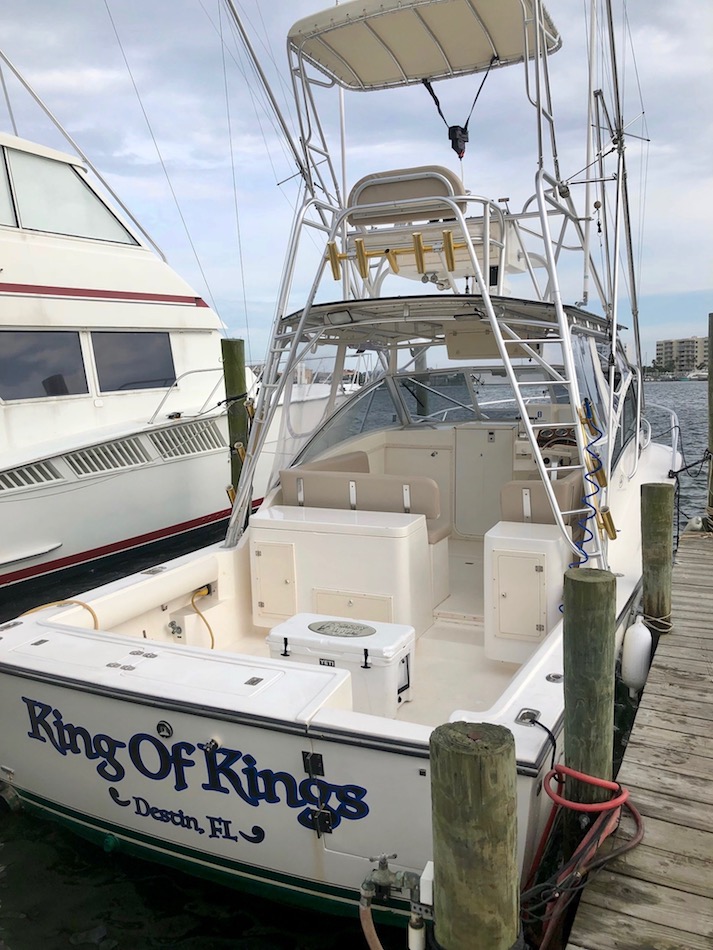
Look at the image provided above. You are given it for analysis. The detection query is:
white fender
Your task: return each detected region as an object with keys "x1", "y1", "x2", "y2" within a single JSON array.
[{"x1": 621, "y1": 614, "x2": 652, "y2": 698}]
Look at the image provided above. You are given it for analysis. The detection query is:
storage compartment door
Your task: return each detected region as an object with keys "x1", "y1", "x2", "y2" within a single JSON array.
[
  {"x1": 251, "y1": 540, "x2": 297, "y2": 624},
  {"x1": 494, "y1": 550, "x2": 546, "y2": 640}
]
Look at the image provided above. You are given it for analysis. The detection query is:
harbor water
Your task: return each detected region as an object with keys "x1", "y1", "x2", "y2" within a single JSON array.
[{"x1": 0, "y1": 381, "x2": 708, "y2": 950}]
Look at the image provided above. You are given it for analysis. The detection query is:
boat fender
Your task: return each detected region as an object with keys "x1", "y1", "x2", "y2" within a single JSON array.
[{"x1": 621, "y1": 615, "x2": 651, "y2": 698}]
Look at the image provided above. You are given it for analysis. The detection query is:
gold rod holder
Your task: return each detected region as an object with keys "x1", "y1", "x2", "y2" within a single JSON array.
[
  {"x1": 600, "y1": 506, "x2": 617, "y2": 540},
  {"x1": 327, "y1": 242, "x2": 342, "y2": 280},
  {"x1": 586, "y1": 451, "x2": 608, "y2": 488},
  {"x1": 385, "y1": 249, "x2": 400, "y2": 274},
  {"x1": 354, "y1": 238, "x2": 369, "y2": 279},
  {"x1": 413, "y1": 232, "x2": 426, "y2": 274},
  {"x1": 443, "y1": 230, "x2": 456, "y2": 272}
]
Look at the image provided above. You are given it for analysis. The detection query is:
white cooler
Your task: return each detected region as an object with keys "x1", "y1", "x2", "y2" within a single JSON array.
[{"x1": 266, "y1": 613, "x2": 415, "y2": 718}]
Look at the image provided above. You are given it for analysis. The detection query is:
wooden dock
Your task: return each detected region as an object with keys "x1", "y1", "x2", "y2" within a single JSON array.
[{"x1": 566, "y1": 532, "x2": 713, "y2": 950}]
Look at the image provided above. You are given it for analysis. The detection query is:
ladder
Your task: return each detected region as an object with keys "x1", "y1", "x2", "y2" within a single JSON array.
[{"x1": 475, "y1": 260, "x2": 607, "y2": 567}]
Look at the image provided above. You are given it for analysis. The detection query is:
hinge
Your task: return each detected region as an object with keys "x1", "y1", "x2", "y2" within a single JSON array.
[
  {"x1": 535, "y1": 564, "x2": 544, "y2": 573},
  {"x1": 302, "y1": 751, "x2": 324, "y2": 777},
  {"x1": 306, "y1": 808, "x2": 333, "y2": 836}
]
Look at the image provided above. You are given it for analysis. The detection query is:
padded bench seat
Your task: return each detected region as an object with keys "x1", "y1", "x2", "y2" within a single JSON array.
[
  {"x1": 280, "y1": 467, "x2": 448, "y2": 544},
  {"x1": 500, "y1": 469, "x2": 584, "y2": 526}
]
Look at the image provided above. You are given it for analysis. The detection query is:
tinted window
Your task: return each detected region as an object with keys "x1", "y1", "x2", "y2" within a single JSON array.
[
  {"x1": 0, "y1": 330, "x2": 88, "y2": 399},
  {"x1": 92, "y1": 331, "x2": 176, "y2": 392},
  {"x1": 7, "y1": 149, "x2": 137, "y2": 244}
]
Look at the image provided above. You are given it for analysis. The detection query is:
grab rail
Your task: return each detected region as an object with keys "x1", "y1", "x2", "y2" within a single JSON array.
[
  {"x1": 147, "y1": 367, "x2": 224, "y2": 425},
  {"x1": 645, "y1": 403, "x2": 681, "y2": 472}
]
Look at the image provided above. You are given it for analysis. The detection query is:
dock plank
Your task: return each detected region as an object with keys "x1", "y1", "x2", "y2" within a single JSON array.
[
  {"x1": 632, "y1": 706, "x2": 713, "y2": 737},
  {"x1": 577, "y1": 870, "x2": 713, "y2": 938},
  {"x1": 623, "y1": 722, "x2": 713, "y2": 758},
  {"x1": 616, "y1": 779, "x2": 712, "y2": 832},
  {"x1": 566, "y1": 534, "x2": 713, "y2": 949}
]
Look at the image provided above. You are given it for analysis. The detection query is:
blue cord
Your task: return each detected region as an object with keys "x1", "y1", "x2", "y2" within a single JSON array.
[{"x1": 572, "y1": 399, "x2": 604, "y2": 567}]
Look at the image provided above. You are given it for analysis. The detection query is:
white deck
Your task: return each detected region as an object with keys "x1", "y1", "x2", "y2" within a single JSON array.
[{"x1": 398, "y1": 539, "x2": 520, "y2": 726}]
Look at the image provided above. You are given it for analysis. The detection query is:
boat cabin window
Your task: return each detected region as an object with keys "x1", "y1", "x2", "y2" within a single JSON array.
[
  {"x1": 91, "y1": 331, "x2": 176, "y2": 392},
  {"x1": 0, "y1": 152, "x2": 16, "y2": 226},
  {"x1": 5, "y1": 149, "x2": 138, "y2": 245},
  {"x1": 0, "y1": 330, "x2": 88, "y2": 399}
]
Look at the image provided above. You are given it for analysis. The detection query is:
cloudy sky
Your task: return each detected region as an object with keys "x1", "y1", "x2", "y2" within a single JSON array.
[{"x1": 1, "y1": 0, "x2": 711, "y2": 366}]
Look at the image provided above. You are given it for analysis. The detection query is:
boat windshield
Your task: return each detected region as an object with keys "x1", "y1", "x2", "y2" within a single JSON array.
[{"x1": 296, "y1": 365, "x2": 578, "y2": 465}]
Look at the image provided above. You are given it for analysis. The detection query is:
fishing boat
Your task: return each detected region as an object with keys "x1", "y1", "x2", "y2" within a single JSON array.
[{"x1": 0, "y1": 0, "x2": 679, "y2": 928}]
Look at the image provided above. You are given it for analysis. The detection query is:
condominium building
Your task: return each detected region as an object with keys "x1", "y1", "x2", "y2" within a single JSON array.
[{"x1": 655, "y1": 336, "x2": 708, "y2": 373}]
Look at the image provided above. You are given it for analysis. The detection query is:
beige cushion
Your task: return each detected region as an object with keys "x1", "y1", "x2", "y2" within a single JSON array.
[
  {"x1": 500, "y1": 470, "x2": 584, "y2": 525},
  {"x1": 279, "y1": 467, "x2": 446, "y2": 543},
  {"x1": 347, "y1": 165, "x2": 468, "y2": 226}
]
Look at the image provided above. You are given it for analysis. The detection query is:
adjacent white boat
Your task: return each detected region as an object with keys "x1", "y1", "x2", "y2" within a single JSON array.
[
  {"x1": 0, "y1": 129, "x2": 238, "y2": 591},
  {"x1": 0, "y1": 124, "x2": 350, "y2": 596},
  {"x1": 0, "y1": 0, "x2": 681, "y2": 928}
]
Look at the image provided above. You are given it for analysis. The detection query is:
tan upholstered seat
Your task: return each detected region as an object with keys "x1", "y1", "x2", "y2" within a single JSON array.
[
  {"x1": 279, "y1": 467, "x2": 447, "y2": 544},
  {"x1": 500, "y1": 470, "x2": 584, "y2": 526},
  {"x1": 347, "y1": 166, "x2": 468, "y2": 226}
]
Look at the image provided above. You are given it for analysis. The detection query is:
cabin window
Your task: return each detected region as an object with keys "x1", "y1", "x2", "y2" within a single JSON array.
[
  {"x1": 91, "y1": 331, "x2": 176, "y2": 392},
  {"x1": 6, "y1": 149, "x2": 137, "y2": 244},
  {"x1": 0, "y1": 330, "x2": 88, "y2": 399},
  {"x1": 0, "y1": 152, "x2": 17, "y2": 226}
]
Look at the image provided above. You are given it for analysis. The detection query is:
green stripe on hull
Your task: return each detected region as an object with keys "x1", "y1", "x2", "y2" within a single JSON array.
[{"x1": 18, "y1": 789, "x2": 410, "y2": 924}]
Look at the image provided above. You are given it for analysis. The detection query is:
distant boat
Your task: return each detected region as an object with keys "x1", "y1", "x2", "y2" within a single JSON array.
[{"x1": 686, "y1": 368, "x2": 708, "y2": 381}]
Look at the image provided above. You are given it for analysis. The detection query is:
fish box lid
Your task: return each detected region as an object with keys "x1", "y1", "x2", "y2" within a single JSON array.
[{"x1": 267, "y1": 613, "x2": 415, "y2": 660}]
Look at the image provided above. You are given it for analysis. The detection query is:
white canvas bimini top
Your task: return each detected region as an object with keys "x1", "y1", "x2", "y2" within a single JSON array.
[{"x1": 288, "y1": 0, "x2": 561, "y2": 90}]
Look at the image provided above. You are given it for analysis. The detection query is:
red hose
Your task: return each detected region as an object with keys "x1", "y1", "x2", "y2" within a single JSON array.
[{"x1": 544, "y1": 764, "x2": 629, "y2": 811}]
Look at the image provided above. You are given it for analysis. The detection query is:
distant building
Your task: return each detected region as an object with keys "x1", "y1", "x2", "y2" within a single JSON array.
[{"x1": 655, "y1": 336, "x2": 708, "y2": 373}]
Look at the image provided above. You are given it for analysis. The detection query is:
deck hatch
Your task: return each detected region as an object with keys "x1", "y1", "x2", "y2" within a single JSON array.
[
  {"x1": 149, "y1": 419, "x2": 226, "y2": 459},
  {"x1": 0, "y1": 460, "x2": 64, "y2": 492},
  {"x1": 65, "y1": 438, "x2": 152, "y2": 476}
]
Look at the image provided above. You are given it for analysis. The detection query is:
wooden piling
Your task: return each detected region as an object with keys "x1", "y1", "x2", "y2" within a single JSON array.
[
  {"x1": 430, "y1": 721, "x2": 519, "y2": 950},
  {"x1": 220, "y1": 338, "x2": 248, "y2": 493},
  {"x1": 641, "y1": 482, "x2": 674, "y2": 635},
  {"x1": 563, "y1": 568, "x2": 616, "y2": 811}
]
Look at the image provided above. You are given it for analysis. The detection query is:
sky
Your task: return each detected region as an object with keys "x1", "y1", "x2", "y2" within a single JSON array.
[{"x1": 0, "y1": 0, "x2": 711, "y2": 367}]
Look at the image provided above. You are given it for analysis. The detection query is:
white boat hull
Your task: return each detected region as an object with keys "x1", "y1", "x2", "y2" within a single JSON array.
[{"x1": 0, "y1": 621, "x2": 546, "y2": 917}]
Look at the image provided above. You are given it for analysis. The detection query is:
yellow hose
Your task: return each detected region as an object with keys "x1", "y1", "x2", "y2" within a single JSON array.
[
  {"x1": 191, "y1": 587, "x2": 215, "y2": 649},
  {"x1": 20, "y1": 599, "x2": 99, "y2": 629}
]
